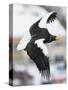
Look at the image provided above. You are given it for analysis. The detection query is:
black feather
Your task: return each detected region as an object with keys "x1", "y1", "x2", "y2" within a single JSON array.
[
  {"x1": 46, "y1": 12, "x2": 57, "y2": 23},
  {"x1": 25, "y1": 40, "x2": 50, "y2": 79},
  {"x1": 30, "y1": 18, "x2": 42, "y2": 36}
]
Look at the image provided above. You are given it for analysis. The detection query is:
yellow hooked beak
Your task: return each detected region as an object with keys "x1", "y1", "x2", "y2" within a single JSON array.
[{"x1": 55, "y1": 35, "x2": 62, "y2": 42}]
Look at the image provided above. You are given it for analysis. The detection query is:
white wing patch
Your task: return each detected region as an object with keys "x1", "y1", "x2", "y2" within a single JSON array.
[
  {"x1": 38, "y1": 12, "x2": 55, "y2": 28},
  {"x1": 38, "y1": 12, "x2": 65, "y2": 37},
  {"x1": 35, "y1": 39, "x2": 48, "y2": 56},
  {"x1": 17, "y1": 32, "x2": 31, "y2": 51}
]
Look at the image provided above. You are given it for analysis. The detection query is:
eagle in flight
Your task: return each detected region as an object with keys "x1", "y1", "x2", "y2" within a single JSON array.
[{"x1": 17, "y1": 12, "x2": 61, "y2": 80}]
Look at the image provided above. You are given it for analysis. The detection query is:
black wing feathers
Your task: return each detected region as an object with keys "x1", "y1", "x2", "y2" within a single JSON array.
[
  {"x1": 46, "y1": 12, "x2": 57, "y2": 23},
  {"x1": 25, "y1": 41, "x2": 50, "y2": 78}
]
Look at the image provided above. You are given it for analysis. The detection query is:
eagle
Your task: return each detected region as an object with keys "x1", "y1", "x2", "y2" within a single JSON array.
[{"x1": 17, "y1": 11, "x2": 61, "y2": 80}]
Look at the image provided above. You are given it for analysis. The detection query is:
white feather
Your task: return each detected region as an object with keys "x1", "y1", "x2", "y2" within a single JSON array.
[
  {"x1": 46, "y1": 19, "x2": 65, "y2": 36},
  {"x1": 35, "y1": 39, "x2": 48, "y2": 56},
  {"x1": 38, "y1": 12, "x2": 65, "y2": 36},
  {"x1": 38, "y1": 11, "x2": 55, "y2": 28},
  {"x1": 17, "y1": 32, "x2": 31, "y2": 51}
]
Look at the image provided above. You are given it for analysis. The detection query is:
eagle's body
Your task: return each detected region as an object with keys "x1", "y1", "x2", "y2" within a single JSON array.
[
  {"x1": 17, "y1": 12, "x2": 59, "y2": 80},
  {"x1": 24, "y1": 18, "x2": 56, "y2": 79}
]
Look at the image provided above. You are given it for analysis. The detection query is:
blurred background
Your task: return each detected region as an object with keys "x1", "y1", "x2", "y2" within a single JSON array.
[{"x1": 9, "y1": 4, "x2": 66, "y2": 86}]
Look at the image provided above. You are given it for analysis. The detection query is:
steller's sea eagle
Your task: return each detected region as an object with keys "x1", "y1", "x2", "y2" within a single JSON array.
[{"x1": 17, "y1": 11, "x2": 61, "y2": 80}]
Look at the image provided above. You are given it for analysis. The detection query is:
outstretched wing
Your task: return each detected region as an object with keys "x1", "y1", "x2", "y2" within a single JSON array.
[
  {"x1": 17, "y1": 32, "x2": 31, "y2": 51},
  {"x1": 39, "y1": 11, "x2": 65, "y2": 36},
  {"x1": 35, "y1": 39, "x2": 50, "y2": 78},
  {"x1": 28, "y1": 38, "x2": 50, "y2": 78}
]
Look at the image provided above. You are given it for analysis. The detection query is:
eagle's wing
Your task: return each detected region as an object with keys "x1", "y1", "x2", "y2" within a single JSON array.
[
  {"x1": 33, "y1": 39, "x2": 50, "y2": 78},
  {"x1": 38, "y1": 11, "x2": 57, "y2": 28},
  {"x1": 39, "y1": 11, "x2": 65, "y2": 36},
  {"x1": 17, "y1": 32, "x2": 31, "y2": 51}
]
